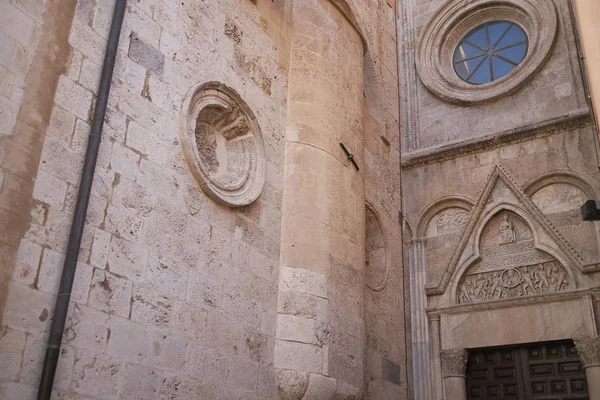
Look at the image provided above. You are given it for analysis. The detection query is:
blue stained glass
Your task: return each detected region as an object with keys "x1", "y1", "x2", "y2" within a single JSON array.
[
  {"x1": 496, "y1": 43, "x2": 528, "y2": 64},
  {"x1": 454, "y1": 43, "x2": 485, "y2": 62},
  {"x1": 487, "y1": 21, "x2": 510, "y2": 44},
  {"x1": 454, "y1": 55, "x2": 486, "y2": 78},
  {"x1": 491, "y1": 57, "x2": 514, "y2": 80},
  {"x1": 464, "y1": 25, "x2": 488, "y2": 50},
  {"x1": 453, "y1": 21, "x2": 529, "y2": 85},
  {"x1": 496, "y1": 25, "x2": 527, "y2": 49},
  {"x1": 469, "y1": 58, "x2": 492, "y2": 84}
]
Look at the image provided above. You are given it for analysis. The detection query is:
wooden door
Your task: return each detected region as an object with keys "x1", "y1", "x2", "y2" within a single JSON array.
[{"x1": 466, "y1": 340, "x2": 588, "y2": 400}]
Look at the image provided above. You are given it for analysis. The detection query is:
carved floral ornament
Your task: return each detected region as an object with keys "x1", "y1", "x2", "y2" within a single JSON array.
[
  {"x1": 416, "y1": 0, "x2": 557, "y2": 104},
  {"x1": 440, "y1": 348, "x2": 469, "y2": 377},
  {"x1": 436, "y1": 209, "x2": 469, "y2": 234},
  {"x1": 180, "y1": 82, "x2": 266, "y2": 207},
  {"x1": 574, "y1": 336, "x2": 600, "y2": 368}
]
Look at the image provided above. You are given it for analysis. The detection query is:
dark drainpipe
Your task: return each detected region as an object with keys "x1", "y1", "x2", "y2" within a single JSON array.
[{"x1": 37, "y1": 1, "x2": 127, "y2": 398}]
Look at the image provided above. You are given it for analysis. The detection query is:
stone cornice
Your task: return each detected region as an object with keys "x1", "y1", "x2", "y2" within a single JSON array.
[
  {"x1": 401, "y1": 109, "x2": 591, "y2": 170},
  {"x1": 426, "y1": 288, "x2": 595, "y2": 317}
]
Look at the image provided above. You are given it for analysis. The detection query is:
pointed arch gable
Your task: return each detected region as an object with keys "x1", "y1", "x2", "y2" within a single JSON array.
[
  {"x1": 425, "y1": 165, "x2": 595, "y2": 297},
  {"x1": 447, "y1": 204, "x2": 578, "y2": 305}
]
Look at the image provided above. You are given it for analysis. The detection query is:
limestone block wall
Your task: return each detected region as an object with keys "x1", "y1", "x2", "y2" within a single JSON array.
[
  {"x1": 359, "y1": 1, "x2": 410, "y2": 398},
  {"x1": 0, "y1": 0, "x2": 78, "y2": 339},
  {"x1": 0, "y1": 0, "x2": 290, "y2": 398},
  {"x1": 275, "y1": 1, "x2": 367, "y2": 398},
  {"x1": 0, "y1": 0, "x2": 409, "y2": 399}
]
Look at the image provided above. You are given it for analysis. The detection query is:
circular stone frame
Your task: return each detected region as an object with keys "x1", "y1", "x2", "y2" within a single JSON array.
[
  {"x1": 180, "y1": 82, "x2": 266, "y2": 207},
  {"x1": 416, "y1": 0, "x2": 557, "y2": 104}
]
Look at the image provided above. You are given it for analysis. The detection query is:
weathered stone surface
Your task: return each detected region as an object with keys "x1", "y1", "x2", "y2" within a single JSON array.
[
  {"x1": 274, "y1": 340, "x2": 323, "y2": 374},
  {"x1": 128, "y1": 32, "x2": 164, "y2": 76},
  {"x1": 276, "y1": 369, "x2": 309, "y2": 400},
  {"x1": 382, "y1": 356, "x2": 401, "y2": 385},
  {"x1": 0, "y1": 0, "x2": 409, "y2": 399},
  {"x1": 0, "y1": 328, "x2": 24, "y2": 380}
]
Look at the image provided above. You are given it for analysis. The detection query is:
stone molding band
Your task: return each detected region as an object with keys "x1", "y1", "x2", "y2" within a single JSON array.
[
  {"x1": 427, "y1": 288, "x2": 596, "y2": 317},
  {"x1": 402, "y1": 110, "x2": 591, "y2": 170}
]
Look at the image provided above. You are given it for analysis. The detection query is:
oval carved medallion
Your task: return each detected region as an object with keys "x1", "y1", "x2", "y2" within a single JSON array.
[{"x1": 180, "y1": 82, "x2": 266, "y2": 207}]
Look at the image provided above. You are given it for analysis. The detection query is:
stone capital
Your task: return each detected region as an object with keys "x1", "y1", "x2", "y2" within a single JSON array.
[
  {"x1": 574, "y1": 336, "x2": 600, "y2": 368},
  {"x1": 440, "y1": 348, "x2": 469, "y2": 378}
]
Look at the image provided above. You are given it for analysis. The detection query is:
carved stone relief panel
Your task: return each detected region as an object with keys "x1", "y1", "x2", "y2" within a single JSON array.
[
  {"x1": 426, "y1": 208, "x2": 469, "y2": 237},
  {"x1": 425, "y1": 207, "x2": 469, "y2": 286},
  {"x1": 457, "y1": 212, "x2": 570, "y2": 304},
  {"x1": 180, "y1": 82, "x2": 266, "y2": 207},
  {"x1": 365, "y1": 204, "x2": 389, "y2": 292}
]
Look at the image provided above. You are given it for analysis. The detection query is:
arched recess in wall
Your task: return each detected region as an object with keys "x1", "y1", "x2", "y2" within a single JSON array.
[
  {"x1": 416, "y1": 196, "x2": 474, "y2": 287},
  {"x1": 365, "y1": 202, "x2": 390, "y2": 292},
  {"x1": 449, "y1": 204, "x2": 578, "y2": 306},
  {"x1": 402, "y1": 214, "x2": 415, "y2": 243},
  {"x1": 523, "y1": 171, "x2": 600, "y2": 266},
  {"x1": 401, "y1": 213, "x2": 414, "y2": 297},
  {"x1": 523, "y1": 170, "x2": 599, "y2": 199}
]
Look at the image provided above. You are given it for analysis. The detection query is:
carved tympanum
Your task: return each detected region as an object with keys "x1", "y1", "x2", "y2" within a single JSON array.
[
  {"x1": 440, "y1": 348, "x2": 468, "y2": 377},
  {"x1": 574, "y1": 336, "x2": 600, "y2": 367},
  {"x1": 180, "y1": 82, "x2": 266, "y2": 207},
  {"x1": 457, "y1": 211, "x2": 570, "y2": 304}
]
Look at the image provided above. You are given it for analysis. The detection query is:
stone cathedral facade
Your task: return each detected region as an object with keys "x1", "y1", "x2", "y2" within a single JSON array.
[
  {"x1": 0, "y1": 0, "x2": 600, "y2": 400},
  {"x1": 401, "y1": 0, "x2": 600, "y2": 399}
]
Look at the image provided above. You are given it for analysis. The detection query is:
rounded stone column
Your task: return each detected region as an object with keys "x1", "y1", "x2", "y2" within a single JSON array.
[
  {"x1": 274, "y1": 0, "x2": 366, "y2": 399},
  {"x1": 440, "y1": 348, "x2": 468, "y2": 400},
  {"x1": 429, "y1": 315, "x2": 443, "y2": 400},
  {"x1": 574, "y1": 336, "x2": 600, "y2": 399}
]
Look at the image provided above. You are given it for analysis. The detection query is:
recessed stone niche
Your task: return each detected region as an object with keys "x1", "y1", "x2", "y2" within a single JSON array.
[
  {"x1": 366, "y1": 204, "x2": 389, "y2": 292},
  {"x1": 180, "y1": 82, "x2": 266, "y2": 207}
]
